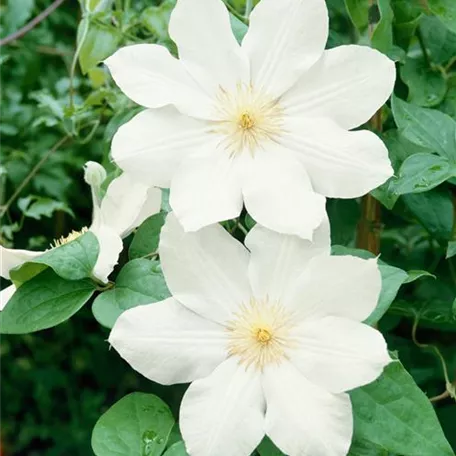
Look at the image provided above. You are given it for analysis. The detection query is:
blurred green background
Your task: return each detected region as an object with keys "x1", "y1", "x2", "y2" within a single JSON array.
[
  {"x1": 1, "y1": 0, "x2": 456, "y2": 454},
  {"x1": 0, "y1": 1, "x2": 185, "y2": 454}
]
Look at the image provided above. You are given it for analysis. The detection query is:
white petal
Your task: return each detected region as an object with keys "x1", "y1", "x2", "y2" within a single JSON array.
[
  {"x1": 286, "y1": 255, "x2": 382, "y2": 322},
  {"x1": 245, "y1": 215, "x2": 330, "y2": 302},
  {"x1": 242, "y1": 0, "x2": 328, "y2": 97},
  {"x1": 111, "y1": 107, "x2": 212, "y2": 188},
  {"x1": 96, "y1": 174, "x2": 153, "y2": 237},
  {"x1": 109, "y1": 298, "x2": 228, "y2": 385},
  {"x1": 282, "y1": 45, "x2": 396, "y2": 130},
  {"x1": 0, "y1": 246, "x2": 43, "y2": 279},
  {"x1": 180, "y1": 358, "x2": 265, "y2": 456},
  {"x1": 105, "y1": 44, "x2": 214, "y2": 119},
  {"x1": 263, "y1": 361, "x2": 352, "y2": 456},
  {"x1": 95, "y1": 174, "x2": 161, "y2": 238},
  {"x1": 159, "y1": 213, "x2": 251, "y2": 324},
  {"x1": 241, "y1": 146, "x2": 326, "y2": 239},
  {"x1": 169, "y1": 0, "x2": 249, "y2": 94},
  {"x1": 130, "y1": 186, "x2": 162, "y2": 231},
  {"x1": 0, "y1": 284, "x2": 16, "y2": 311},
  {"x1": 90, "y1": 225, "x2": 123, "y2": 284},
  {"x1": 281, "y1": 117, "x2": 393, "y2": 198},
  {"x1": 170, "y1": 151, "x2": 243, "y2": 232},
  {"x1": 289, "y1": 316, "x2": 391, "y2": 394}
]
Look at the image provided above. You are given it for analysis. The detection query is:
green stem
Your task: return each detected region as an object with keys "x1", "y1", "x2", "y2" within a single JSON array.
[
  {"x1": 416, "y1": 26, "x2": 432, "y2": 68},
  {"x1": 69, "y1": 16, "x2": 90, "y2": 109},
  {"x1": 412, "y1": 314, "x2": 453, "y2": 396},
  {"x1": 95, "y1": 281, "x2": 115, "y2": 291},
  {"x1": 445, "y1": 55, "x2": 456, "y2": 72},
  {"x1": 0, "y1": 136, "x2": 70, "y2": 218}
]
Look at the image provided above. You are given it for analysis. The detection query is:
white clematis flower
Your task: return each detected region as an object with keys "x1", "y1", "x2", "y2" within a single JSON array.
[
  {"x1": 106, "y1": 0, "x2": 395, "y2": 239},
  {"x1": 0, "y1": 162, "x2": 161, "y2": 310},
  {"x1": 109, "y1": 213, "x2": 391, "y2": 456}
]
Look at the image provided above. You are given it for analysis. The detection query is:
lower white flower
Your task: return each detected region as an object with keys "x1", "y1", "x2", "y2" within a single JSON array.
[
  {"x1": 109, "y1": 213, "x2": 391, "y2": 456},
  {"x1": 0, "y1": 162, "x2": 161, "y2": 310}
]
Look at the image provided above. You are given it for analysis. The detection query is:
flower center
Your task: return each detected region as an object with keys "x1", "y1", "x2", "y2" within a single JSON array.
[
  {"x1": 255, "y1": 327, "x2": 272, "y2": 344},
  {"x1": 239, "y1": 112, "x2": 255, "y2": 130},
  {"x1": 51, "y1": 227, "x2": 89, "y2": 248},
  {"x1": 215, "y1": 84, "x2": 283, "y2": 157},
  {"x1": 226, "y1": 297, "x2": 293, "y2": 370}
]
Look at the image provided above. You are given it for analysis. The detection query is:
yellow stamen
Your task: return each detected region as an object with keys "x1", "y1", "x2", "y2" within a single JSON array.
[
  {"x1": 227, "y1": 297, "x2": 294, "y2": 370},
  {"x1": 214, "y1": 83, "x2": 283, "y2": 157},
  {"x1": 239, "y1": 112, "x2": 255, "y2": 130},
  {"x1": 255, "y1": 327, "x2": 272, "y2": 344},
  {"x1": 51, "y1": 227, "x2": 88, "y2": 248}
]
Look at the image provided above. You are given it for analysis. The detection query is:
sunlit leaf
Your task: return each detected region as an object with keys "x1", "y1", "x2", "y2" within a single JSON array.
[{"x1": 91, "y1": 392, "x2": 175, "y2": 456}]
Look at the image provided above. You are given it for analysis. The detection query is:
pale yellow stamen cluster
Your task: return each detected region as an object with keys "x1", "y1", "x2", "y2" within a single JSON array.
[
  {"x1": 226, "y1": 297, "x2": 293, "y2": 370},
  {"x1": 51, "y1": 227, "x2": 89, "y2": 248},
  {"x1": 215, "y1": 84, "x2": 283, "y2": 157}
]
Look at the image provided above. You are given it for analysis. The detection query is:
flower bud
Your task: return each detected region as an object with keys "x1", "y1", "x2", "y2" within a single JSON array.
[{"x1": 84, "y1": 161, "x2": 107, "y2": 187}]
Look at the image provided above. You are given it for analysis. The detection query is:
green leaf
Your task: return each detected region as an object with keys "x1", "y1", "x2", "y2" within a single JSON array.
[
  {"x1": 428, "y1": 0, "x2": 456, "y2": 34},
  {"x1": 230, "y1": 13, "x2": 248, "y2": 43},
  {"x1": 392, "y1": 0, "x2": 423, "y2": 49},
  {"x1": 404, "y1": 270, "x2": 436, "y2": 283},
  {"x1": 331, "y1": 246, "x2": 408, "y2": 325},
  {"x1": 3, "y1": 0, "x2": 35, "y2": 35},
  {"x1": 350, "y1": 360, "x2": 454, "y2": 455},
  {"x1": 372, "y1": 130, "x2": 431, "y2": 209},
  {"x1": 344, "y1": 0, "x2": 369, "y2": 30},
  {"x1": 392, "y1": 96, "x2": 456, "y2": 161},
  {"x1": 0, "y1": 269, "x2": 96, "y2": 334},
  {"x1": 440, "y1": 74, "x2": 456, "y2": 121},
  {"x1": 384, "y1": 129, "x2": 431, "y2": 171},
  {"x1": 400, "y1": 57, "x2": 447, "y2": 107},
  {"x1": 83, "y1": 0, "x2": 113, "y2": 13},
  {"x1": 420, "y1": 15, "x2": 456, "y2": 65},
  {"x1": 344, "y1": 0, "x2": 394, "y2": 54},
  {"x1": 391, "y1": 153, "x2": 456, "y2": 195},
  {"x1": 92, "y1": 259, "x2": 170, "y2": 328},
  {"x1": 257, "y1": 437, "x2": 284, "y2": 456},
  {"x1": 327, "y1": 199, "x2": 360, "y2": 246},
  {"x1": 391, "y1": 296, "x2": 456, "y2": 329},
  {"x1": 371, "y1": 180, "x2": 399, "y2": 210},
  {"x1": 10, "y1": 231, "x2": 99, "y2": 284},
  {"x1": 331, "y1": 246, "x2": 374, "y2": 259},
  {"x1": 348, "y1": 438, "x2": 394, "y2": 455},
  {"x1": 78, "y1": 18, "x2": 121, "y2": 74},
  {"x1": 402, "y1": 188, "x2": 453, "y2": 240},
  {"x1": 18, "y1": 195, "x2": 74, "y2": 220},
  {"x1": 141, "y1": 0, "x2": 174, "y2": 43},
  {"x1": 165, "y1": 424, "x2": 183, "y2": 449},
  {"x1": 371, "y1": 0, "x2": 394, "y2": 54},
  {"x1": 129, "y1": 213, "x2": 166, "y2": 260},
  {"x1": 446, "y1": 240, "x2": 456, "y2": 259},
  {"x1": 366, "y1": 264, "x2": 408, "y2": 325},
  {"x1": 163, "y1": 442, "x2": 189, "y2": 456},
  {"x1": 104, "y1": 106, "x2": 142, "y2": 142},
  {"x1": 391, "y1": 0, "x2": 423, "y2": 24},
  {"x1": 29, "y1": 91, "x2": 64, "y2": 119},
  {"x1": 91, "y1": 392, "x2": 175, "y2": 456}
]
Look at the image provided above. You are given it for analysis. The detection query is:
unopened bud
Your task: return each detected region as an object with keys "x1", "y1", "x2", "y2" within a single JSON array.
[{"x1": 84, "y1": 161, "x2": 107, "y2": 187}]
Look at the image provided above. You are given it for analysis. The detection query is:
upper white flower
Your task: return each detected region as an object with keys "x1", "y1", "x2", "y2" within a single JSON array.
[
  {"x1": 109, "y1": 213, "x2": 391, "y2": 456},
  {"x1": 106, "y1": 0, "x2": 395, "y2": 239},
  {"x1": 0, "y1": 162, "x2": 161, "y2": 310}
]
